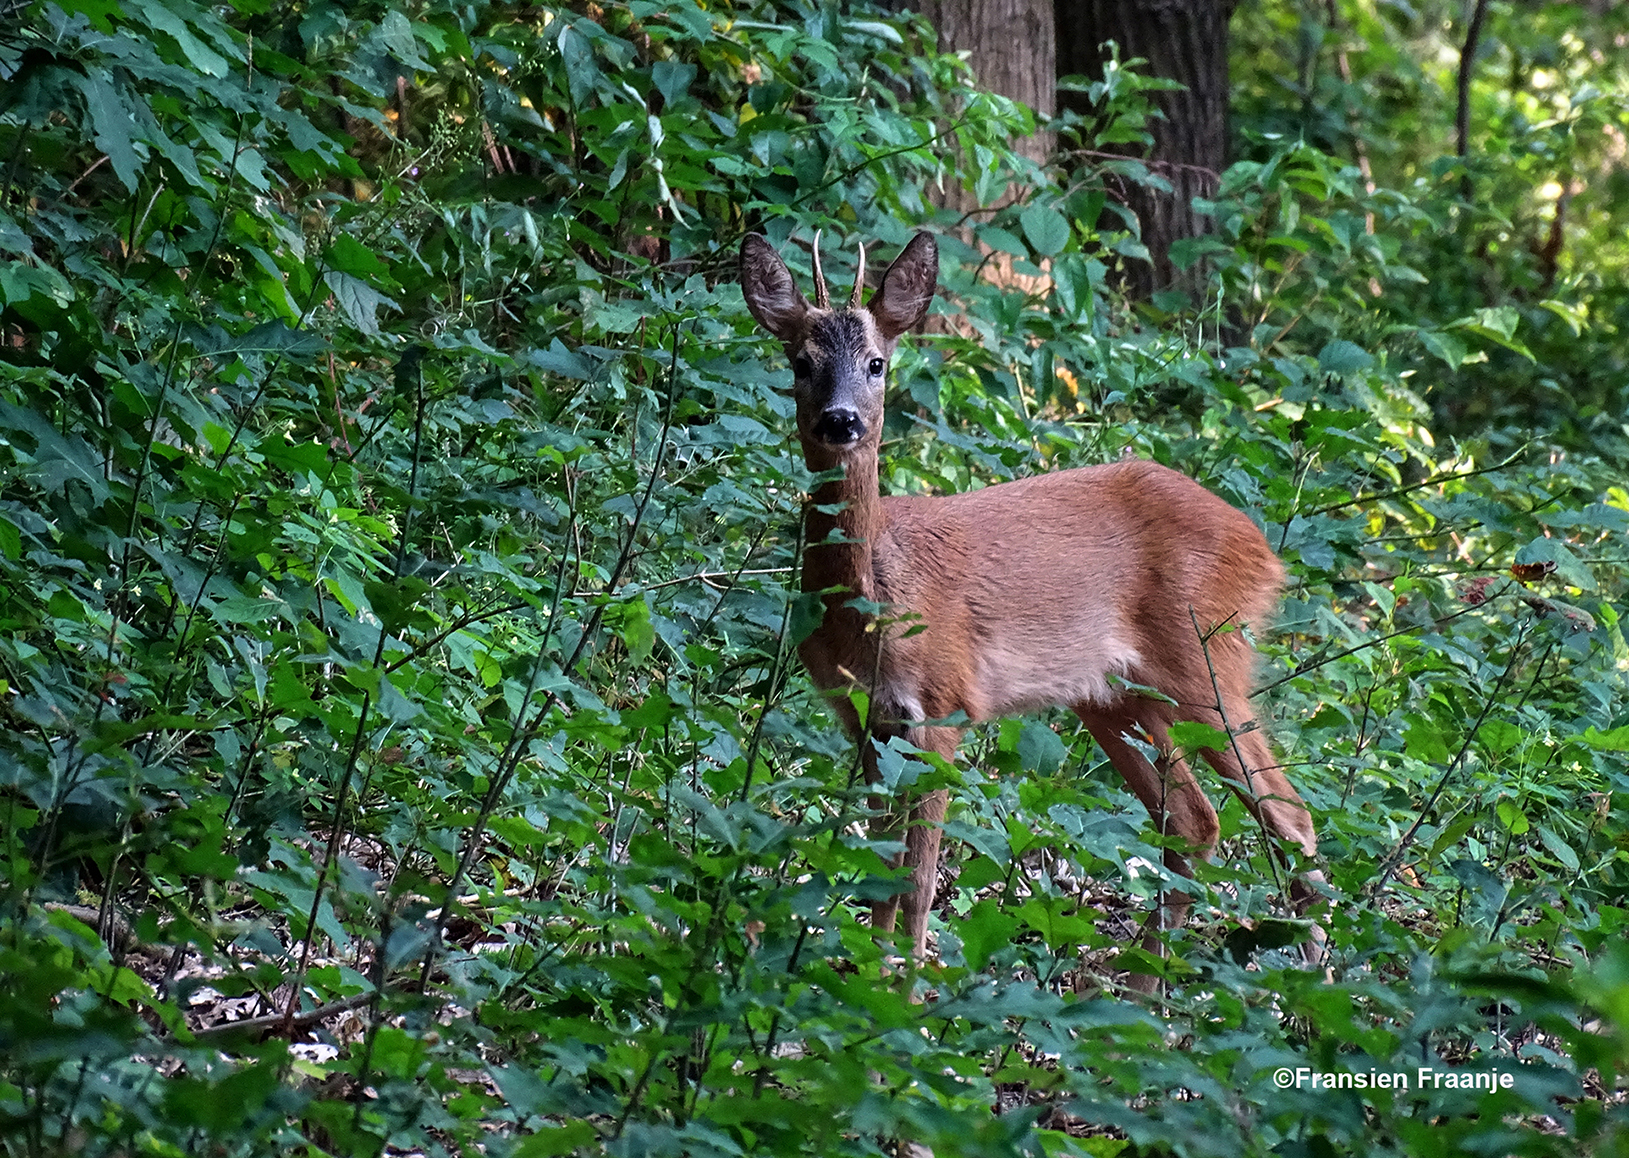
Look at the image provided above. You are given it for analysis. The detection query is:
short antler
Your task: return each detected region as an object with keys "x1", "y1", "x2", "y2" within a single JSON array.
[
  {"x1": 850, "y1": 240, "x2": 866, "y2": 310},
  {"x1": 810, "y1": 230, "x2": 830, "y2": 311}
]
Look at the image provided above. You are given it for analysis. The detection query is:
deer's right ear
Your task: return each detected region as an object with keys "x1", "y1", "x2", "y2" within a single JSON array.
[{"x1": 740, "y1": 234, "x2": 812, "y2": 342}]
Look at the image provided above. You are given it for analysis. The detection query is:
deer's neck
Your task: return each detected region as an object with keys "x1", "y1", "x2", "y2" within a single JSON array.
[{"x1": 801, "y1": 449, "x2": 882, "y2": 606}]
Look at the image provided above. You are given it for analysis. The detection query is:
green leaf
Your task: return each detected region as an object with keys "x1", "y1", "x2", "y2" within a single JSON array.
[
  {"x1": 322, "y1": 271, "x2": 398, "y2": 335},
  {"x1": 1403, "y1": 716, "x2": 1450, "y2": 764},
  {"x1": 1316, "y1": 339, "x2": 1374, "y2": 375},
  {"x1": 1167, "y1": 720, "x2": 1234, "y2": 753},
  {"x1": 0, "y1": 401, "x2": 110, "y2": 500},
  {"x1": 1050, "y1": 253, "x2": 1101, "y2": 322},
  {"x1": 649, "y1": 0, "x2": 713, "y2": 40},
  {"x1": 528, "y1": 338, "x2": 596, "y2": 380},
  {"x1": 956, "y1": 855, "x2": 1005, "y2": 890},
  {"x1": 211, "y1": 596, "x2": 285, "y2": 625},
  {"x1": 363, "y1": 576, "x2": 433, "y2": 633},
  {"x1": 1538, "y1": 299, "x2": 1587, "y2": 337},
  {"x1": 1429, "y1": 815, "x2": 1476, "y2": 858},
  {"x1": 670, "y1": 785, "x2": 740, "y2": 849},
  {"x1": 327, "y1": 235, "x2": 386, "y2": 278},
  {"x1": 1419, "y1": 329, "x2": 1469, "y2": 369},
  {"x1": 607, "y1": 597, "x2": 655, "y2": 664},
  {"x1": 975, "y1": 225, "x2": 1027, "y2": 259},
  {"x1": 651, "y1": 59, "x2": 696, "y2": 106},
  {"x1": 558, "y1": 24, "x2": 601, "y2": 106},
  {"x1": 1537, "y1": 826, "x2": 1579, "y2": 872},
  {"x1": 513, "y1": 1123, "x2": 599, "y2": 1157},
  {"x1": 0, "y1": 264, "x2": 74, "y2": 311},
  {"x1": 131, "y1": 0, "x2": 231, "y2": 76},
  {"x1": 959, "y1": 899, "x2": 1018, "y2": 970},
  {"x1": 1495, "y1": 798, "x2": 1529, "y2": 835},
  {"x1": 1016, "y1": 721, "x2": 1067, "y2": 774},
  {"x1": 1449, "y1": 306, "x2": 1535, "y2": 360},
  {"x1": 77, "y1": 73, "x2": 143, "y2": 192},
  {"x1": 788, "y1": 590, "x2": 826, "y2": 647},
  {"x1": 1580, "y1": 726, "x2": 1629, "y2": 751},
  {"x1": 1016, "y1": 894, "x2": 1095, "y2": 950},
  {"x1": 376, "y1": 10, "x2": 430, "y2": 71},
  {"x1": 1019, "y1": 203, "x2": 1071, "y2": 257}
]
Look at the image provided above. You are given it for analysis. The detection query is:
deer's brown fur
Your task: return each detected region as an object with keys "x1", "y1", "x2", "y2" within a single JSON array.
[{"x1": 741, "y1": 230, "x2": 1320, "y2": 978}]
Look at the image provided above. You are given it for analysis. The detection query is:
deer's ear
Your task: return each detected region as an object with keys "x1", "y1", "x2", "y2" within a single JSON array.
[
  {"x1": 741, "y1": 234, "x2": 812, "y2": 341},
  {"x1": 868, "y1": 232, "x2": 938, "y2": 341}
]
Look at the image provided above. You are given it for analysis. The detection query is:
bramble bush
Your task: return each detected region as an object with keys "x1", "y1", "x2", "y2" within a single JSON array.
[{"x1": 1, "y1": 0, "x2": 1627, "y2": 1155}]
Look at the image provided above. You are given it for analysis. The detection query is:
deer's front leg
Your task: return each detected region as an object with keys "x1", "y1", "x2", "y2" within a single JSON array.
[
  {"x1": 867, "y1": 727, "x2": 958, "y2": 960},
  {"x1": 895, "y1": 787, "x2": 949, "y2": 957},
  {"x1": 869, "y1": 790, "x2": 950, "y2": 955}
]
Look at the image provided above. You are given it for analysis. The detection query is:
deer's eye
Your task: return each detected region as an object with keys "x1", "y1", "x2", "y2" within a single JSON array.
[
  {"x1": 867, "y1": 358, "x2": 885, "y2": 377},
  {"x1": 792, "y1": 355, "x2": 812, "y2": 378}
]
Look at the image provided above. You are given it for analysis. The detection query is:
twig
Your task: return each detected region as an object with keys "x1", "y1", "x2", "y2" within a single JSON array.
[
  {"x1": 63, "y1": 153, "x2": 109, "y2": 196},
  {"x1": 187, "y1": 991, "x2": 375, "y2": 1043},
  {"x1": 1368, "y1": 620, "x2": 1532, "y2": 895},
  {"x1": 1059, "y1": 147, "x2": 1221, "y2": 181},
  {"x1": 420, "y1": 321, "x2": 688, "y2": 991},
  {"x1": 1295, "y1": 450, "x2": 1523, "y2": 519},
  {"x1": 284, "y1": 347, "x2": 428, "y2": 1034},
  {"x1": 791, "y1": 115, "x2": 974, "y2": 207},
  {"x1": 1254, "y1": 594, "x2": 1498, "y2": 697},
  {"x1": 577, "y1": 566, "x2": 792, "y2": 597},
  {"x1": 738, "y1": 520, "x2": 804, "y2": 804},
  {"x1": 1456, "y1": 0, "x2": 1491, "y2": 162},
  {"x1": 1189, "y1": 608, "x2": 1288, "y2": 894}
]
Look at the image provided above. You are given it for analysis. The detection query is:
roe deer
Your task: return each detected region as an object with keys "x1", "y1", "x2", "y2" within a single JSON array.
[{"x1": 740, "y1": 229, "x2": 1321, "y2": 981}]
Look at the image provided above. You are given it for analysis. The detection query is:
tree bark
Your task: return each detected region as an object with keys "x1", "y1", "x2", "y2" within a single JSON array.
[
  {"x1": 1056, "y1": 0, "x2": 1233, "y2": 296},
  {"x1": 913, "y1": 0, "x2": 1056, "y2": 165},
  {"x1": 895, "y1": 0, "x2": 1056, "y2": 310}
]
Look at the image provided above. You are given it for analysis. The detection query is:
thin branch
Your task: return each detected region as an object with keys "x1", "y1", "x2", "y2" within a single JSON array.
[
  {"x1": 791, "y1": 115, "x2": 973, "y2": 207},
  {"x1": 1368, "y1": 621, "x2": 1534, "y2": 895},
  {"x1": 1254, "y1": 592, "x2": 1497, "y2": 697},
  {"x1": 1296, "y1": 450, "x2": 1523, "y2": 519},
  {"x1": 1189, "y1": 608, "x2": 1287, "y2": 895},
  {"x1": 579, "y1": 566, "x2": 793, "y2": 596},
  {"x1": 420, "y1": 321, "x2": 688, "y2": 991},
  {"x1": 186, "y1": 991, "x2": 375, "y2": 1043},
  {"x1": 1456, "y1": 0, "x2": 1491, "y2": 161},
  {"x1": 284, "y1": 348, "x2": 428, "y2": 1034}
]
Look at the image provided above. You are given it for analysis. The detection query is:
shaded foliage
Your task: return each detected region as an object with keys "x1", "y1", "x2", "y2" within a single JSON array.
[{"x1": 1232, "y1": 0, "x2": 1629, "y2": 456}]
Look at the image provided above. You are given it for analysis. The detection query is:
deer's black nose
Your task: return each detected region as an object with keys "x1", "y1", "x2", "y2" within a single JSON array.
[{"x1": 813, "y1": 408, "x2": 866, "y2": 444}]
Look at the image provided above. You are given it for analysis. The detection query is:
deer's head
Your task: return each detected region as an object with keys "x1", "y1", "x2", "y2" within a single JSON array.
[{"x1": 740, "y1": 231, "x2": 938, "y2": 463}]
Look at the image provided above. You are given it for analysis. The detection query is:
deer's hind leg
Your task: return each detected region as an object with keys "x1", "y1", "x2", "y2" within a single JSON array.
[
  {"x1": 1147, "y1": 624, "x2": 1326, "y2": 964},
  {"x1": 1075, "y1": 701, "x2": 1219, "y2": 988},
  {"x1": 1189, "y1": 687, "x2": 1317, "y2": 862},
  {"x1": 1186, "y1": 686, "x2": 1327, "y2": 962}
]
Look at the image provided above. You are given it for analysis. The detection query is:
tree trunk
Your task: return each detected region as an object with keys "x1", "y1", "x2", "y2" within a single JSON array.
[
  {"x1": 1056, "y1": 0, "x2": 1232, "y2": 296},
  {"x1": 894, "y1": 0, "x2": 1056, "y2": 313},
  {"x1": 913, "y1": 0, "x2": 1056, "y2": 165}
]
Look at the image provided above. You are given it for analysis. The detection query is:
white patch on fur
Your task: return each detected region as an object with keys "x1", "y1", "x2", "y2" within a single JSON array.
[
  {"x1": 872, "y1": 684, "x2": 938, "y2": 747},
  {"x1": 975, "y1": 627, "x2": 1142, "y2": 716},
  {"x1": 893, "y1": 692, "x2": 927, "y2": 725}
]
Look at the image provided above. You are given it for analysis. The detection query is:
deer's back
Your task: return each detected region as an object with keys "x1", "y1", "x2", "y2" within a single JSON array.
[{"x1": 870, "y1": 459, "x2": 1283, "y2": 721}]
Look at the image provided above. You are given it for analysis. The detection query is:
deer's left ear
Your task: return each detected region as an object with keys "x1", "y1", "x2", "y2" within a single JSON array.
[
  {"x1": 741, "y1": 234, "x2": 812, "y2": 342},
  {"x1": 868, "y1": 232, "x2": 938, "y2": 341}
]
